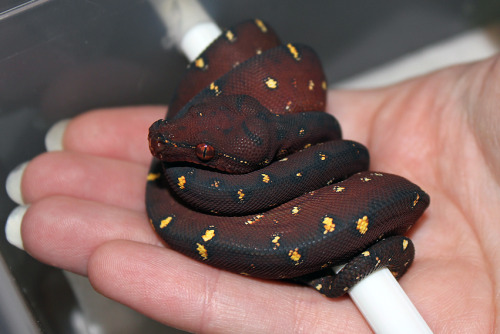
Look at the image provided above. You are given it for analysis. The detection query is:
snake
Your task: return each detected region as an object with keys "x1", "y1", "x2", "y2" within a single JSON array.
[{"x1": 146, "y1": 19, "x2": 430, "y2": 297}]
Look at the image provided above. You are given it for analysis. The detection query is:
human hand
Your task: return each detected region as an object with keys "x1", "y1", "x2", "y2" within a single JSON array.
[{"x1": 6, "y1": 55, "x2": 499, "y2": 333}]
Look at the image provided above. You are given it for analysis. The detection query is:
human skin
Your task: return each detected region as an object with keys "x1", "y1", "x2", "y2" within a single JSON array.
[{"x1": 13, "y1": 55, "x2": 500, "y2": 333}]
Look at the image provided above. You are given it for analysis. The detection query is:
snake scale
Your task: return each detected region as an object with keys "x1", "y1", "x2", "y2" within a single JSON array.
[{"x1": 146, "y1": 19, "x2": 429, "y2": 297}]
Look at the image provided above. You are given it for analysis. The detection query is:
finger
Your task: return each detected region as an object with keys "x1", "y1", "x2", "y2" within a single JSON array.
[
  {"x1": 63, "y1": 106, "x2": 166, "y2": 164},
  {"x1": 22, "y1": 151, "x2": 148, "y2": 211},
  {"x1": 21, "y1": 196, "x2": 161, "y2": 275},
  {"x1": 88, "y1": 240, "x2": 369, "y2": 334}
]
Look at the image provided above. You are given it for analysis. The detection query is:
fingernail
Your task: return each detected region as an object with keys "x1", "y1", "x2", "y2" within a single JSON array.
[
  {"x1": 5, "y1": 161, "x2": 28, "y2": 205},
  {"x1": 5, "y1": 205, "x2": 28, "y2": 250},
  {"x1": 45, "y1": 119, "x2": 70, "y2": 152}
]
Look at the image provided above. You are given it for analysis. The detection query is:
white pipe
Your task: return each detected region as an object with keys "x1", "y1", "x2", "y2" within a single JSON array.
[
  {"x1": 349, "y1": 268, "x2": 432, "y2": 333},
  {"x1": 149, "y1": 0, "x2": 221, "y2": 61}
]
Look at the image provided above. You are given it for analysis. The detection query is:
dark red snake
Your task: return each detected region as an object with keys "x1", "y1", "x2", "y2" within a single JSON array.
[{"x1": 146, "y1": 19, "x2": 429, "y2": 297}]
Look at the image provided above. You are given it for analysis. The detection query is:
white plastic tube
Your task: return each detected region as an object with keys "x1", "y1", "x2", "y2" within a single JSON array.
[
  {"x1": 149, "y1": 1, "x2": 433, "y2": 332},
  {"x1": 149, "y1": 0, "x2": 221, "y2": 62},
  {"x1": 349, "y1": 268, "x2": 432, "y2": 333}
]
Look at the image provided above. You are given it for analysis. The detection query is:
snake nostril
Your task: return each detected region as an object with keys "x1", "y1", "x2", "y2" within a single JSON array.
[{"x1": 148, "y1": 133, "x2": 165, "y2": 155}]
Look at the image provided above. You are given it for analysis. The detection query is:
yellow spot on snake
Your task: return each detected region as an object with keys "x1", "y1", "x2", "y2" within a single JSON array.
[
  {"x1": 288, "y1": 248, "x2": 301, "y2": 263},
  {"x1": 238, "y1": 189, "x2": 245, "y2": 200},
  {"x1": 272, "y1": 235, "x2": 281, "y2": 249},
  {"x1": 225, "y1": 30, "x2": 236, "y2": 42},
  {"x1": 147, "y1": 173, "x2": 161, "y2": 181},
  {"x1": 303, "y1": 143, "x2": 312, "y2": 149},
  {"x1": 177, "y1": 176, "x2": 186, "y2": 189},
  {"x1": 322, "y1": 217, "x2": 335, "y2": 234},
  {"x1": 194, "y1": 57, "x2": 206, "y2": 70},
  {"x1": 163, "y1": 138, "x2": 177, "y2": 147},
  {"x1": 333, "y1": 186, "x2": 345, "y2": 192},
  {"x1": 202, "y1": 229, "x2": 215, "y2": 242},
  {"x1": 291, "y1": 206, "x2": 300, "y2": 215},
  {"x1": 246, "y1": 214, "x2": 264, "y2": 225},
  {"x1": 315, "y1": 284, "x2": 323, "y2": 291},
  {"x1": 255, "y1": 19, "x2": 268, "y2": 33},
  {"x1": 356, "y1": 216, "x2": 369, "y2": 235},
  {"x1": 287, "y1": 43, "x2": 301, "y2": 60},
  {"x1": 299, "y1": 128, "x2": 305, "y2": 136},
  {"x1": 308, "y1": 80, "x2": 315, "y2": 90},
  {"x1": 361, "y1": 177, "x2": 372, "y2": 182},
  {"x1": 296, "y1": 172, "x2": 302, "y2": 177},
  {"x1": 196, "y1": 243, "x2": 208, "y2": 260},
  {"x1": 265, "y1": 77, "x2": 278, "y2": 89},
  {"x1": 280, "y1": 157, "x2": 288, "y2": 162},
  {"x1": 413, "y1": 193, "x2": 420, "y2": 207},
  {"x1": 403, "y1": 239, "x2": 409, "y2": 250},
  {"x1": 210, "y1": 82, "x2": 221, "y2": 96},
  {"x1": 362, "y1": 251, "x2": 370, "y2": 256},
  {"x1": 319, "y1": 153, "x2": 326, "y2": 161},
  {"x1": 261, "y1": 174, "x2": 270, "y2": 183},
  {"x1": 160, "y1": 217, "x2": 172, "y2": 229}
]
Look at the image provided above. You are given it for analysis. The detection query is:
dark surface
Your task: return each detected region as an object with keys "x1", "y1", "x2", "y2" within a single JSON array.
[{"x1": 0, "y1": 1, "x2": 499, "y2": 333}]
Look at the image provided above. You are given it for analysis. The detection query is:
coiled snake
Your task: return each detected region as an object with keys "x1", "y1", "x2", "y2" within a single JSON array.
[{"x1": 146, "y1": 19, "x2": 429, "y2": 297}]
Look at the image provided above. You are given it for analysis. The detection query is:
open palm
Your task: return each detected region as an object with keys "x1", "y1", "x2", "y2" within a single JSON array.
[{"x1": 17, "y1": 55, "x2": 499, "y2": 333}]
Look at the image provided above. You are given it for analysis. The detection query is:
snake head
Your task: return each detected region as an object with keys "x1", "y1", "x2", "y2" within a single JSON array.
[{"x1": 148, "y1": 95, "x2": 276, "y2": 173}]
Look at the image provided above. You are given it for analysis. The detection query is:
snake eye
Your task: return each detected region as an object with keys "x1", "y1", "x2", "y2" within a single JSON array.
[{"x1": 195, "y1": 143, "x2": 215, "y2": 161}]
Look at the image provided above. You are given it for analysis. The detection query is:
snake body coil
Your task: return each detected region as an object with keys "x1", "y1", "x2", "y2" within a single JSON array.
[{"x1": 146, "y1": 20, "x2": 429, "y2": 297}]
